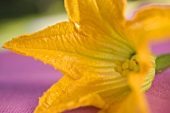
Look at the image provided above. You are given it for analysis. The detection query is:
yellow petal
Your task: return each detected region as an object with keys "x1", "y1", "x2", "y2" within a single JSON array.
[
  {"x1": 34, "y1": 73, "x2": 129, "y2": 113},
  {"x1": 126, "y1": 5, "x2": 170, "y2": 43},
  {"x1": 94, "y1": 0, "x2": 127, "y2": 34},
  {"x1": 99, "y1": 48, "x2": 156, "y2": 113},
  {"x1": 125, "y1": 7, "x2": 168, "y2": 105},
  {"x1": 3, "y1": 21, "x2": 134, "y2": 79},
  {"x1": 117, "y1": 45, "x2": 156, "y2": 113},
  {"x1": 35, "y1": 62, "x2": 155, "y2": 113},
  {"x1": 65, "y1": 0, "x2": 130, "y2": 46},
  {"x1": 65, "y1": 0, "x2": 126, "y2": 27},
  {"x1": 126, "y1": 5, "x2": 170, "y2": 83},
  {"x1": 126, "y1": 73, "x2": 150, "y2": 113},
  {"x1": 101, "y1": 90, "x2": 150, "y2": 113},
  {"x1": 100, "y1": 71, "x2": 151, "y2": 113}
]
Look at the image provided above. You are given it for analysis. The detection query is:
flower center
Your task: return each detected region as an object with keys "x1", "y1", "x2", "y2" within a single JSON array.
[{"x1": 115, "y1": 55, "x2": 139, "y2": 77}]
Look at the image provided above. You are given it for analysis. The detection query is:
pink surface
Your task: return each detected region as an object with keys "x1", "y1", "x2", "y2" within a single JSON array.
[{"x1": 0, "y1": 41, "x2": 170, "y2": 113}]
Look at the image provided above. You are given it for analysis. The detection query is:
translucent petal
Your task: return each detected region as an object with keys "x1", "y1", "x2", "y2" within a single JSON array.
[
  {"x1": 100, "y1": 91, "x2": 150, "y2": 113},
  {"x1": 126, "y1": 5, "x2": 170, "y2": 43}
]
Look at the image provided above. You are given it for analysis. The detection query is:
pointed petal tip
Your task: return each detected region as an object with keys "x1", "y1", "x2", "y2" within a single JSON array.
[
  {"x1": 2, "y1": 39, "x2": 19, "y2": 53},
  {"x1": 2, "y1": 39, "x2": 14, "y2": 50},
  {"x1": 2, "y1": 41, "x2": 9, "y2": 49}
]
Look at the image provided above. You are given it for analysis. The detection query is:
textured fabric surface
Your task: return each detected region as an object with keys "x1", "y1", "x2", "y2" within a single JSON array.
[{"x1": 0, "y1": 40, "x2": 170, "y2": 113}]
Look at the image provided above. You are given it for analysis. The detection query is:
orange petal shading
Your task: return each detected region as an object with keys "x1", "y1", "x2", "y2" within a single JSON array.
[{"x1": 126, "y1": 5, "x2": 170, "y2": 43}]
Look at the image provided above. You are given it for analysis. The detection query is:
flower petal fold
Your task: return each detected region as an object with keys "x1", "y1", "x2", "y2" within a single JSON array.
[
  {"x1": 65, "y1": 0, "x2": 130, "y2": 45},
  {"x1": 65, "y1": 0, "x2": 126, "y2": 27},
  {"x1": 127, "y1": 5, "x2": 170, "y2": 43},
  {"x1": 34, "y1": 73, "x2": 129, "y2": 113}
]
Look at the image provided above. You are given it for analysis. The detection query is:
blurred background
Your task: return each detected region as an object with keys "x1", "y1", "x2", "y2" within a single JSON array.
[{"x1": 0, "y1": 0, "x2": 170, "y2": 51}]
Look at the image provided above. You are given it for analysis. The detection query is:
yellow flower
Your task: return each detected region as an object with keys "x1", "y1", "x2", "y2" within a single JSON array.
[{"x1": 3, "y1": 0, "x2": 170, "y2": 113}]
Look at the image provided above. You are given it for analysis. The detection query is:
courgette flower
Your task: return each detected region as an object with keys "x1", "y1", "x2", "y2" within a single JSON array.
[{"x1": 3, "y1": 0, "x2": 170, "y2": 113}]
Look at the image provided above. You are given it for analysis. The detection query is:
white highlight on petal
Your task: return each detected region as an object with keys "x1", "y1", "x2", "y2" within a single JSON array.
[{"x1": 74, "y1": 23, "x2": 80, "y2": 29}]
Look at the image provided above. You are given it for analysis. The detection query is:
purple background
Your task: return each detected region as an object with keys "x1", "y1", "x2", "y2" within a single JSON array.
[{"x1": 0, "y1": 40, "x2": 170, "y2": 113}]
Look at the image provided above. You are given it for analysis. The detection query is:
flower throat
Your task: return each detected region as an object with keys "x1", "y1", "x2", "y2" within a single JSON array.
[{"x1": 115, "y1": 55, "x2": 139, "y2": 77}]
